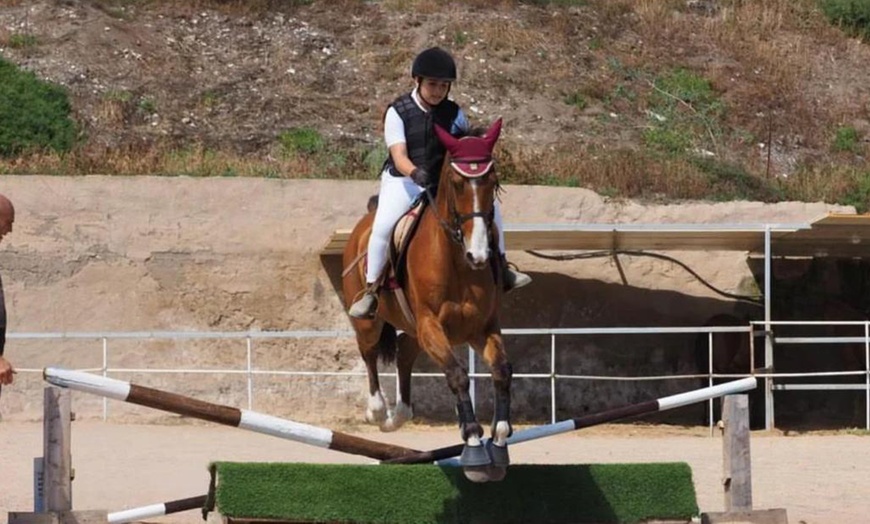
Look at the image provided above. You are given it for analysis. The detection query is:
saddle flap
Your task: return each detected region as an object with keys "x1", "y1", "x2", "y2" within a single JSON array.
[{"x1": 385, "y1": 199, "x2": 427, "y2": 290}]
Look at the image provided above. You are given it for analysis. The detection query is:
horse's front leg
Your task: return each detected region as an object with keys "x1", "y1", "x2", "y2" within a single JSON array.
[
  {"x1": 474, "y1": 331, "x2": 513, "y2": 481},
  {"x1": 418, "y1": 318, "x2": 491, "y2": 481}
]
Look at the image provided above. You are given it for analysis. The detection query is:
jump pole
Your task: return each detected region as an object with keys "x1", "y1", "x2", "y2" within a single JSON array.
[
  {"x1": 108, "y1": 495, "x2": 207, "y2": 524},
  {"x1": 43, "y1": 367, "x2": 420, "y2": 462},
  {"x1": 386, "y1": 376, "x2": 758, "y2": 464}
]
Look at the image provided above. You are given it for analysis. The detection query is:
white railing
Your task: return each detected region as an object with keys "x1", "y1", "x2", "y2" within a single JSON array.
[{"x1": 10, "y1": 322, "x2": 870, "y2": 430}]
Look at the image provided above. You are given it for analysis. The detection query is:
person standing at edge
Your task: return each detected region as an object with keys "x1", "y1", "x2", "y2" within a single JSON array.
[
  {"x1": 0, "y1": 193, "x2": 16, "y2": 391},
  {"x1": 348, "y1": 47, "x2": 531, "y2": 319}
]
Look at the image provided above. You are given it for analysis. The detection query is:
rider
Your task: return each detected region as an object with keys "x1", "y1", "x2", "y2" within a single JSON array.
[{"x1": 348, "y1": 46, "x2": 531, "y2": 319}]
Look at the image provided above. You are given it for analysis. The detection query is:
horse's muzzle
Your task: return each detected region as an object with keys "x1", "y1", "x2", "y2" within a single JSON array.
[{"x1": 465, "y1": 250, "x2": 490, "y2": 270}]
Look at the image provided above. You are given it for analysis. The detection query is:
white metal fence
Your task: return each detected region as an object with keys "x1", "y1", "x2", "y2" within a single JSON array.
[{"x1": 10, "y1": 321, "x2": 870, "y2": 430}]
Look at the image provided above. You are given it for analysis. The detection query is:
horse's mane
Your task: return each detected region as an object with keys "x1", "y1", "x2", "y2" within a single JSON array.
[{"x1": 457, "y1": 126, "x2": 487, "y2": 139}]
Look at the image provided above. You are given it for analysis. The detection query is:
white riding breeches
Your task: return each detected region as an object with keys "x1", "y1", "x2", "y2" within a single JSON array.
[{"x1": 364, "y1": 169, "x2": 506, "y2": 284}]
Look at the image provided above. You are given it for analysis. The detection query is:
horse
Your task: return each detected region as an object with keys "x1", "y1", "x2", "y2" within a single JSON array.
[{"x1": 342, "y1": 119, "x2": 511, "y2": 482}]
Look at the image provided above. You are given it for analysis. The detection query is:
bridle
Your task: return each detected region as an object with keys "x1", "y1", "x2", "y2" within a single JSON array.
[
  {"x1": 425, "y1": 161, "x2": 498, "y2": 248},
  {"x1": 428, "y1": 118, "x2": 504, "y2": 250}
]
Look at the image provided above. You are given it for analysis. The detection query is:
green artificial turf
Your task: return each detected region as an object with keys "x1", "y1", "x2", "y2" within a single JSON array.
[{"x1": 212, "y1": 462, "x2": 698, "y2": 523}]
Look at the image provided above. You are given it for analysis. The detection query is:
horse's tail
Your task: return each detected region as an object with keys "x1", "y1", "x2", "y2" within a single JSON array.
[{"x1": 376, "y1": 321, "x2": 398, "y2": 364}]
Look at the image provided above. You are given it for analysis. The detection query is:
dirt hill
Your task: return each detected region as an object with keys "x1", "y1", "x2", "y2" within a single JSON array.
[{"x1": 1, "y1": 0, "x2": 869, "y2": 201}]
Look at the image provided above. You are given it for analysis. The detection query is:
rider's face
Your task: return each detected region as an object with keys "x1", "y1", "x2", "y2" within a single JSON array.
[{"x1": 417, "y1": 77, "x2": 451, "y2": 107}]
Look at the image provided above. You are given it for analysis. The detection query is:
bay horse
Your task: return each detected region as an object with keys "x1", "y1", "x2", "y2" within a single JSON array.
[{"x1": 342, "y1": 119, "x2": 511, "y2": 482}]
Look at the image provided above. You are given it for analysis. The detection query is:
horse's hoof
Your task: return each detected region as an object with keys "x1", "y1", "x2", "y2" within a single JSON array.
[
  {"x1": 365, "y1": 409, "x2": 387, "y2": 425},
  {"x1": 463, "y1": 465, "x2": 491, "y2": 483},
  {"x1": 486, "y1": 440, "x2": 510, "y2": 468},
  {"x1": 485, "y1": 465, "x2": 507, "y2": 482},
  {"x1": 459, "y1": 443, "x2": 492, "y2": 467},
  {"x1": 379, "y1": 415, "x2": 402, "y2": 432}
]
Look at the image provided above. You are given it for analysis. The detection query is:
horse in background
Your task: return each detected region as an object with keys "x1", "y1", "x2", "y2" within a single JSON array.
[{"x1": 342, "y1": 119, "x2": 511, "y2": 482}]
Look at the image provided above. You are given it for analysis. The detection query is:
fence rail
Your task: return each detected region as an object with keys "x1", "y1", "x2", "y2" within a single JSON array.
[{"x1": 10, "y1": 321, "x2": 870, "y2": 430}]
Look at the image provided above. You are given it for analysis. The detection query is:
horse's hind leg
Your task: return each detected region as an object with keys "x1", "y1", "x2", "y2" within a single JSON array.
[
  {"x1": 381, "y1": 332, "x2": 421, "y2": 432},
  {"x1": 355, "y1": 320, "x2": 395, "y2": 426}
]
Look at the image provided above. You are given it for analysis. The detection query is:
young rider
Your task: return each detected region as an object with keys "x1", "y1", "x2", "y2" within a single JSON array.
[{"x1": 348, "y1": 47, "x2": 531, "y2": 319}]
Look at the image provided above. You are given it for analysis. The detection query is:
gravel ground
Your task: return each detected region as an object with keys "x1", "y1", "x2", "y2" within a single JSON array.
[{"x1": 1, "y1": 421, "x2": 868, "y2": 524}]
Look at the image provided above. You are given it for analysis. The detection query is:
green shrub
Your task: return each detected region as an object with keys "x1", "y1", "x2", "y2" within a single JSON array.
[
  {"x1": 564, "y1": 91, "x2": 588, "y2": 110},
  {"x1": 840, "y1": 171, "x2": 870, "y2": 212},
  {"x1": 0, "y1": 57, "x2": 77, "y2": 157},
  {"x1": 820, "y1": 0, "x2": 870, "y2": 39},
  {"x1": 644, "y1": 68, "x2": 724, "y2": 156},
  {"x1": 692, "y1": 156, "x2": 784, "y2": 202},
  {"x1": 278, "y1": 127, "x2": 324, "y2": 156},
  {"x1": 8, "y1": 33, "x2": 38, "y2": 49},
  {"x1": 643, "y1": 127, "x2": 692, "y2": 154},
  {"x1": 833, "y1": 125, "x2": 860, "y2": 152}
]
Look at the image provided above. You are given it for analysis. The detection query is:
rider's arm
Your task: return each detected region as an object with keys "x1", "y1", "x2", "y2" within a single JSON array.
[
  {"x1": 384, "y1": 107, "x2": 418, "y2": 177},
  {"x1": 452, "y1": 108, "x2": 470, "y2": 136}
]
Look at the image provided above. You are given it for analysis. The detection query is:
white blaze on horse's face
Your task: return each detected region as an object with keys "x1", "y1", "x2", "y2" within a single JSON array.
[
  {"x1": 434, "y1": 118, "x2": 503, "y2": 271},
  {"x1": 466, "y1": 178, "x2": 491, "y2": 268}
]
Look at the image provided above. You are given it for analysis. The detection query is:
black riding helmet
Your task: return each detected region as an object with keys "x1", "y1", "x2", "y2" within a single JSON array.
[{"x1": 411, "y1": 47, "x2": 457, "y2": 82}]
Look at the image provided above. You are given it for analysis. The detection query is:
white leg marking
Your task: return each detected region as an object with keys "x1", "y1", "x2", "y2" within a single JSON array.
[
  {"x1": 382, "y1": 401, "x2": 413, "y2": 432},
  {"x1": 493, "y1": 420, "x2": 511, "y2": 446},
  {"x1": 365, "y1": 391, "x2": 387, "y2": 424}
]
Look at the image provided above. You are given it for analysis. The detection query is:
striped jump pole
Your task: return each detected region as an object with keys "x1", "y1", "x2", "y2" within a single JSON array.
[
  {"x1": 386, "y1": 376, "x2": 758, "y2": 465},
  {"x1": 108, "y1": 495, "x2": 206, "y2": 524},
  {"x1": 43, "y1": 367, "x2": 420, "y2": 462}
]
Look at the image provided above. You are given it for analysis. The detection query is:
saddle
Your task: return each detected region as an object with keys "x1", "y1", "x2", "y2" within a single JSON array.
[
  {"x1": 376, "y1": 194, "x2": 429, "y2": 325},
  {"x1": 385, "y1": 195, "x2": 427, "y2": 290}
]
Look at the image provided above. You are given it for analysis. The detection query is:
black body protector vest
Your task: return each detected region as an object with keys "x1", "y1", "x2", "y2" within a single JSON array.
[{"x1": 384, "y1": 92, "x2": 461, "y2": 186}]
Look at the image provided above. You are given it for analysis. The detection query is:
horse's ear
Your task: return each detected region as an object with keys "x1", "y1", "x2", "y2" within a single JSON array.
[
  {"x1": 434, "y1": 123, "x2": 459, "y2": 153},
  {"x1": 483, "y1": 118, "x2": 503, "y2": 150}
]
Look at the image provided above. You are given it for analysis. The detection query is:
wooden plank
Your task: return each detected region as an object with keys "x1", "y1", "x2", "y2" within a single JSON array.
[
  {"x1": 722, "y1": 394, "x2": 752, "y2": 512},
  {"x1": 44, "y1": 388, "x2": 72, "y2": 513},
  {"x1": 321, "y1": 215, "x2": 870, "y2": 258},
  {"x1": 8, "y1": 511, "x2": 107, "y2": 524},
  {"x1": 701, "y1": 508, "x2": 788, "y2": 524},
  {"x1": 812, "y1": 213, "x2": 870, "y2": 226}
]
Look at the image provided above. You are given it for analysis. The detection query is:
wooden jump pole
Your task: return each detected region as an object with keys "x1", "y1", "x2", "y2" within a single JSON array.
[
  {"x1": 43, "y1": 367, "x2": 420, "y2": 462},
  {"x1": 386, "y1": 377, "x2": 758, "y2": 464},
  {"x1": 108, "y1": 495, "x2": 207, "y2": 524}
]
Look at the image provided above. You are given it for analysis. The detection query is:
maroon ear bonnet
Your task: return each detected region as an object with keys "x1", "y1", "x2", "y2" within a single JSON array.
[{"x1": 434, "y1": 118, "x2": 502, "y2": 177}]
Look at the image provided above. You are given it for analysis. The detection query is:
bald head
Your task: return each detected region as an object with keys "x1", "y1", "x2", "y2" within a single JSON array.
[{"x1": 0, "y1": 193, "x2": 14, "y2": 243}]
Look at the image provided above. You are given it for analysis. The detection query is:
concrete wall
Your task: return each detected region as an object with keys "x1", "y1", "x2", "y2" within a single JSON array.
[{"x1": 0, "y1": 175, "x2": 850, "y2": 425}]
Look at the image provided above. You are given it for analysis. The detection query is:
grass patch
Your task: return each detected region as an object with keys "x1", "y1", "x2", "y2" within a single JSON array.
[
  {"x1": 644, "y1": 68, "x2": 724, "y2": 156},
  {"x1": 0, "y1": 57, "x2": 77, "y2": 157},
  {"x1": 278, "y1": 127, "x2": 325, "y2": 156},
  {"x1": 833, "y1": 125, "x2": 861, "y2": 153},
  {"x1": 213, "y1": 462, "x2": 697, "y2": 524},
  {"x1": 820, "y1": 0, "x2": 870, "y2": 40},
  {"x1": 7, "y1": 32, "x2": 38, "y2": 48}
]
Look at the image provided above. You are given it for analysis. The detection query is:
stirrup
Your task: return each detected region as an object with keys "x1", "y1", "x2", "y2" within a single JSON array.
[
  {"x1": 349, "y1": 289, "x2": 379, "y2": 319},
  {"x1": 504, "y1": 268, "x2": 532, "y2": 293}
]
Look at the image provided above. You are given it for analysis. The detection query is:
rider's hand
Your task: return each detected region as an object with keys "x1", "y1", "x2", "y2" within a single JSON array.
[{"x1": 410, "y1": 167, "x2": 431, "y2": 188}]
